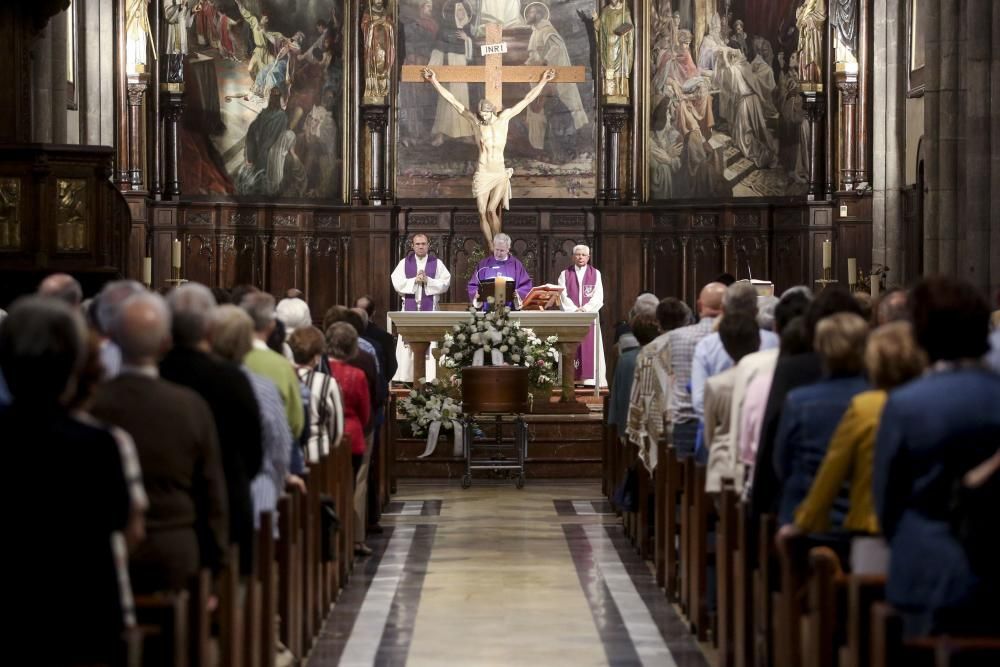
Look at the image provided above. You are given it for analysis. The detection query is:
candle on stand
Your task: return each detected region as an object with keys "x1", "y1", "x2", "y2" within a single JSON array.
[
  {"x1": 494, "y1": 275, "x2": 508, "y2": 304},
  {"x1": 822, "y1": 240, "x2": 832, "y2": 271},
  {"x1": 142, "y1": 257, "x2": 152, "y2": 287},
  {"x1": 171, "y1": 239, "x2": 182, "y2": 269},
  {"x1": 847, "y1": 257, "x2": 857, "y2": 286}
]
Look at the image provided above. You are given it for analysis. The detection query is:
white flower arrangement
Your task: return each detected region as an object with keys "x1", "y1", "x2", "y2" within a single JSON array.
[
  {"x1": 438, "y1": 304, "x2": 560, "y2": 388},
  {"x1": 398, "y1": 378, "x2": 463, "y2": 436}
]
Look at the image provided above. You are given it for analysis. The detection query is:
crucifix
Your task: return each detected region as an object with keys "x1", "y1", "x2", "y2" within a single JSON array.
[{"x1": 401, "y1": 24, "x2": 586, "y2": 249}]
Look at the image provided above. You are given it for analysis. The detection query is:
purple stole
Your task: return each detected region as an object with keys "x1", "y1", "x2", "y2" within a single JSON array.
[
  {"x1": 564, "y1": 265, "x2": 598, "y2": 381},
  {"x1": 403, "y1": 253, "x2": 438, "y2": 312}
]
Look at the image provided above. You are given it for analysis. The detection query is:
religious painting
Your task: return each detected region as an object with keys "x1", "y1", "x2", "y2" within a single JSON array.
[
  {"x1": 396, "y1": 0, "x2": 598, "y2": 199},
  {"x1": 647, "y1": 0, "x2": 811, "y2": 200},
  {"x1": 175, "y1": 0, "x2": 347, "y2": 201}
]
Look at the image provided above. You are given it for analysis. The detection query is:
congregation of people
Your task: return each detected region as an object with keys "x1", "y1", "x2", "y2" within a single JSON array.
[
  {"x1": 608, "y1": 275, "x2": 1000, "y2": 646},
  {"x1": 0, "y1": 275, "x2": 396, "y2": 666}
]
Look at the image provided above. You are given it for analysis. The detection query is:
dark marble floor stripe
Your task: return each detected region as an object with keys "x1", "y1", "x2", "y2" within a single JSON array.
[
  {"x1": 420, "y1": 500, "x2": 442, "y2": 516},
  {"x1": 374, "y1": 524, "x2": 437, "y2": 665},
  {"x1": 306, "y1": 528, "x2": 396, "y2": 666},
  {"x1": 563, "y1": 523, "x2": 644, "y2": 666},
  {"x1": 554, "y1": 499, "x2": 577, "y2": 516},
  {"x1": 565, "y1": 523, "x2": 710, "y2": 667}
]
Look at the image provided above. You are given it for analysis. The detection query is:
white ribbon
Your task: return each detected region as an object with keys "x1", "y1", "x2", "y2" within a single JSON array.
[
  {"x1": 491, "y1": 349, "x2": 504, "y2": 365},
  {"x1": 472, "y1": 349, "x2": 485, "y2": 366},
  {"x1": 417, "y1": 420, "x2": 464, "y2": 458}
]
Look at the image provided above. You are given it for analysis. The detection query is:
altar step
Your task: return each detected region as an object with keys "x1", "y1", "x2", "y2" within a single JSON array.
[{"x1": 391, "y1": 412, "x2": 604, "y2": 480}]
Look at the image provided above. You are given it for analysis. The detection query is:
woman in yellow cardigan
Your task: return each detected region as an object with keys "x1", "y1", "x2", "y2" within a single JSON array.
[{"x1": 788, "y1": 321, "x2": 927, "y2": 571}]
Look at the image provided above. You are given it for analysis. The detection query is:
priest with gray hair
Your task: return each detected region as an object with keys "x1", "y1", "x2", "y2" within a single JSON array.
[{"x1": 557, "y1": 243, "x2": 607, "y2": 387}]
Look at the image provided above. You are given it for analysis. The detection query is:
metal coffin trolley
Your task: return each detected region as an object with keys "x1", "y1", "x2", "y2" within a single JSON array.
[{"x1": 460, "y1": 366, "x2": 530, "y2": 489}]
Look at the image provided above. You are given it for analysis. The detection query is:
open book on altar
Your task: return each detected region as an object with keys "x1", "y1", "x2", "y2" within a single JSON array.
[{"x1": 521, "y1": 284, "x2": 564, "y2": 310}]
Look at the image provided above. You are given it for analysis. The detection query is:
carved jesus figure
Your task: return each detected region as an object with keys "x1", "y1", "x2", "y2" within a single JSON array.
[{"x1": 422, "y1": 67, "x2": 555, "y2": 250}]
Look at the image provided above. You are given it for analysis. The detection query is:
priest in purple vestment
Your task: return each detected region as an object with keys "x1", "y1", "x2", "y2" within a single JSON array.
[
  {"x1": 557, "y1": 244, "x2": 608, "y2": 386},
  {"x1": 466, "y1": 233, "x2": 533, "y2": 307},
  {"x1": 391, "y1": 233, "x2": 452, "y2": 381}
]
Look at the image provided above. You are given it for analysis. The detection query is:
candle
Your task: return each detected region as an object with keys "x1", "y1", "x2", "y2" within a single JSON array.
[
  {"x1": 871, "y1": 275, "x2": 880, "y2": 299},
  {"x1": 494, "y1": 275, "x2": 507, "y2": 304},
  {"x1": 822, "y1": 240, "x2": 832, "y2": 271},
  {"x1": 847, "y1": 258, "x2": 857, "y2": 286},
  {"x1": 142, "y1": 257, "x2": 152, "y2": 287},
  {"x1": 171, "y1": 239, "x2": 181, "y2": 269}
]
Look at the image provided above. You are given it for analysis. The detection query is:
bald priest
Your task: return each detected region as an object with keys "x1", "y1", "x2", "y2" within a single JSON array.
[
  {"x1": 467, "y1": 233, "x2": 532, "y2": 308},
  {"x1": 391, "y1": 233, "x2": 452, "y2": 382}
]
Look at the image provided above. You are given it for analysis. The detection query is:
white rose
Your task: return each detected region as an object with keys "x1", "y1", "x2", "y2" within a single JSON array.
[
  {"x1": 512, "y1": 353, "x2": 521, "y2": 362},
  {"x1": 500, "y1": 345, "x2": 509, "y2": 352}
]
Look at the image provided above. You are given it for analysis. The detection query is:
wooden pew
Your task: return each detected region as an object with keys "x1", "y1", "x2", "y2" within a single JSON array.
[
  {"x1": 277, "y1": 493, "x2": 302, "y2": 660},
  {"x1": 636, "y1": 457, "x2": 652, "y2": 559},
  {"x1": 753, "y1": 513, "x2": 777, "y2": 667},
  {"x1": 654, "y1": 438, "x2": 667, "y2": 587},
  {"x1": 804, "y1": 546, "x2": 847, "y2": 667},
  {"x1": 258, "y1": 512, "x2": 277, "y2": 667},
  {"x1": 300, "y1": 478, "x2": 317, "y2": 652},
  {"x1": 663, "y1": 445, "x2": 683, "y2": 601},
  {"x1": 716, "y1": 485, "x2": 739, "y2": 667},
  {"x1": 189, "y1": 569, "x2": 213, "y2": 667},
  {"x1": 218, "y1": 545, "x2": 243, "y2": 667},
  {"x1": 773, "y1": 531, "x2": 811, "y2": 667},
  {"x1": 689, "y1": 462, "x2": 710, "y2": 641},
  {"x1": 733, "y1": 501, "x2": 753, "y2": 667},
  {"x1": 870, "y1": 602, "x2": 1000, "y2": 667},
  {"x1": 134, "y1": 589, "x2": 190, "y2": 667},
  {"x1": 679, "y1": 455, "x2": 694, "y2": 615},
  {"x1": 844, "y1": 574, "x2": 885, "y2": 667}
]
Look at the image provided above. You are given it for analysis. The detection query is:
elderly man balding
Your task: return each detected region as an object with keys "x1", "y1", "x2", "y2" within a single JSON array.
[
  {"x1": 37, "y1": 273, "x2": 83, "y2": 307},
  {"x1": 90, "y1": 292, "x2": 229, "y2": 593}
]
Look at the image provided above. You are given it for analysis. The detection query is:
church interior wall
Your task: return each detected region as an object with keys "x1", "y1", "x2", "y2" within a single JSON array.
[{"x1": 903, "y1": 95, "x2": 922, "y2": 185}]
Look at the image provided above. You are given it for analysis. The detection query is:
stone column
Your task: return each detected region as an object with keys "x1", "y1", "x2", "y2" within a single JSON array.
[
  {"x1": 49, "y1": 8, "x2": 68, "y2": 144},
  {"x1": 350, "y1": 0, "x2": 363, "y2": 205},
  {"x1": 857, "y1": 0, "x2": 871, "y2": 184},
  {"x1": 126, "y1": 77, "x2": 148, "y2": 190},
  {"x1": 364, "y1": 105, "x2": 389, "y2": 205},
  {"x1": 113, "y1": 0, "x2": 129, "y2": 188},
  {"x1": 31, "y1": 20, "x2": 53, "y2": 143},
  {"x1": 603, "y1": 105, "x2": 629, "y2": 204},
  {"x1": 802, "y1": 91, "x2": 827, "y2": 201},
  {"x1": 836, "y1": 64, "x2": 860, "y2": 189},
  {"x1": 148, "y1": 0, "x2": 162, "y2": 197},
  {"x1": 161, "y1": 92, "x2": 184, "y2": 199},
  {"x1": 871, "y1": 0, "x2": 906, "y2": 284}
]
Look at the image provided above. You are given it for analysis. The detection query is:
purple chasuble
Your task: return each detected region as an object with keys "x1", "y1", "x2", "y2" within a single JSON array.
[
  {"x1": 403, "y1": 252, "x2": 438, "y2": 311},
  {"x1": 467, "y1": 255, "x2": 533, "y2": 305},
  {"x1": 564, "y1": 264, "x2": 598, "y2": 381}
]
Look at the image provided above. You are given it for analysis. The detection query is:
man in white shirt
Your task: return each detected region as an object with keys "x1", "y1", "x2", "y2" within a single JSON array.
[
  {"x1": 557, "y1": 244, "x2": 607, "y2": 386},
  {"x1": 390, "y1": 233, "x2": 452, "y2": 382}
]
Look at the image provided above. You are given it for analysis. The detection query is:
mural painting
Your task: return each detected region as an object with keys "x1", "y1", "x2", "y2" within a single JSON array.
[
  {"x1": 396, "y1": 0, "x2": 597, "y2": 199},
  {"x1": 175, "y1": 0, "x2": 346, "y2": 200},
  {"x1": 648, "y1": 0, "x2": 811, "y2": 199}
]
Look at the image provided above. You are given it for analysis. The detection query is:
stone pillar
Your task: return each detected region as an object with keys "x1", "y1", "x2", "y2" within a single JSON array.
[
  {"x1": 350, "y1": 0, "x2": 363, "y2": 205},
  {"x1": 871, "y1": 0, "x2": 906, "y2": 284},
  {"x1": 836, "y1": 64, "x2": 860, "y2": 189},
  {"x1": 113, "y1": 0, "x2": 129, "y2": 188},
  {"x1": 148, "y1": 0, "x2": 162, "y2": 198},
  {"x1": 363, "y1": 105, "x2": 389, "y2": 205},
  {"x1": 857, "y1": 0, "x2": 871, "y2": 184},
  {"x1": 803, "y1": 91, "x2": 827, "y2": 201},
  {"x1": 126, "y1": 77, "x2": 148, "y2": 190},
  {"x1": 31, "y1": 21, "x2": 53, "y2": 143},
  {"x1": 49, "y1": 8, "x2": 68, "y2": 144},
  {"x1": 628, "y1": 0, "x2": 640, "y2": 205},
  {"x1": 161, "y1": 92, "x2": 184, "y2": 199},
  {"x1": 603, "y1": 105, "x2": 629, "y2": 204}
]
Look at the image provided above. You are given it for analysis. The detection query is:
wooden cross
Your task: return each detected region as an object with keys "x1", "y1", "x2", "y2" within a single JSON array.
[{"x1": 401, "y1": 23, "x2": 586, "y2": 109}]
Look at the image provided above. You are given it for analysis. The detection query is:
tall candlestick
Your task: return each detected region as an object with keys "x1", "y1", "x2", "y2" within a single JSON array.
[
  {"x1": 143, "y1": 257, "x2": 152, "y2": 287},
  {"x1": 171, "y1": 238, "x2": 181, "y2": 269},
  {"x1": 847, "y1": 257, "x2": 857, "y2": 286},
  {"x1": 822, "y1": 240, "x2": 832, "y2": 271}
]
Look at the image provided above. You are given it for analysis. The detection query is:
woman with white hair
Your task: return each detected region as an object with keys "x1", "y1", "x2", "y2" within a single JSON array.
[{"x1": 557, "y1": 243, "x2": 607, "y2": 387}]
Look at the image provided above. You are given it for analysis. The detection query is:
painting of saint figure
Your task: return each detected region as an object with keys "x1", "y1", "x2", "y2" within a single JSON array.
[
  {"x1": 176, "y1": 0, "x2": 346, "y2": 200},
  {"x1": 649, "y1": 0, "x2": 810, "y2": 199},
  {"x1": 397, "y1": 0, "x2": 597, "y2": 199}
]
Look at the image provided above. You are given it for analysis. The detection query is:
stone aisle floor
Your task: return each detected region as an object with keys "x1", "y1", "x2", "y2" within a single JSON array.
[{"x1": 306, "y1": 480, "x2": 709, "y2": 667}]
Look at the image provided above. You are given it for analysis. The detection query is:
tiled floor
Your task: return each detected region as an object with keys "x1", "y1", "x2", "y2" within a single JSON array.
[{"x1": 307, "y1": 481, "x2": 709, "y2": 666}]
